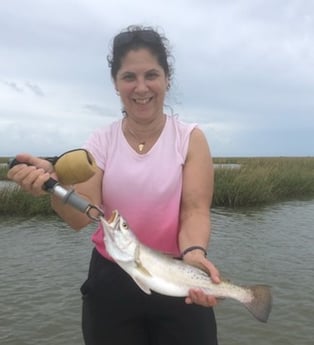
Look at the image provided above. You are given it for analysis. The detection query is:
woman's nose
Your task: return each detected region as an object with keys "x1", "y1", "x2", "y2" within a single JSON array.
[{"x1": 135, "y1": 77, "x2": 149, "y2": 92}]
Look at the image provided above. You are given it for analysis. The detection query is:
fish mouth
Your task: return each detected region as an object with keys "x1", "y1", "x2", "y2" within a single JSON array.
[
  {"x1": 107, "y1": 209, "x2": 119, "y2": 224},
  {"x1": 101, "y1": 210, "x2": 120, "y2": 230}
]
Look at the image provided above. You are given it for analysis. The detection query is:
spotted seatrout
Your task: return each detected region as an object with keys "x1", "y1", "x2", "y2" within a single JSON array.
[{"x1": 101, "y1": 210, "x2": 272, "y2": 323}]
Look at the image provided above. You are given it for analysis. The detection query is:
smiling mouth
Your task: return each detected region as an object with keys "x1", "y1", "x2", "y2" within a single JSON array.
[{"x1": 133, "y1": 97, "x2": 153, "y2": 104}]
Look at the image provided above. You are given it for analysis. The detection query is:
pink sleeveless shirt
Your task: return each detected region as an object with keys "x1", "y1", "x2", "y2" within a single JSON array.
[{"x1": 84, "y1": 115, "x2": 197, "y2": 260}]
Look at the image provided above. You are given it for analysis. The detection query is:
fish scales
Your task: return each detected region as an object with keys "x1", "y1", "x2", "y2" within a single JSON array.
[
  {"x1": 138, "y1": 245, "x2": 253, "y2": 301},
  {"x1": 101, "y1": 210, "x2": 272, "y2": 323}
]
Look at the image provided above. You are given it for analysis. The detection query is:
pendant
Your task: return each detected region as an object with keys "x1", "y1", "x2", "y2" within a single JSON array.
[{"x1": 138, "y1": 143, "x2": 145, "y2": 152}]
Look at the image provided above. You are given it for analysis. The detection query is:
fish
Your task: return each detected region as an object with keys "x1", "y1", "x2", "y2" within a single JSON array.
[{"x1": 101, "y1": 210, "x2": 272, "y2": 323}]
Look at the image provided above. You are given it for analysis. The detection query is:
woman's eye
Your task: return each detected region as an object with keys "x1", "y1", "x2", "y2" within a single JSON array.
[
  {"x1": 122, "y1": 74, "x2": 135, "y2": 81},
  {"x1": 146, "y1": 72, "x2": 158, "y2": 80}
]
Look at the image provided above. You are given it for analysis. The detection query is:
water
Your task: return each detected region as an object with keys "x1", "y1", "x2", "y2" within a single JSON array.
[
  {"x1": 213, "y1": 163, "x2": 241, "y2": 170},
  {"x1": 211, "y1": 201, "x2": 314, "y2": 345},
  {"x1": 1, "y1": 200, "x2": 313, "y2": 345},
  {"x1": 0, "y1": 181, "x2": 17, "y2": 189}
]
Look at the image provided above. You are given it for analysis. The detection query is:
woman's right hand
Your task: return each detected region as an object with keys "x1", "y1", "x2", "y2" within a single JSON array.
[{"x1": 7, "y1": 153, "x2": 55, "y2": 196}]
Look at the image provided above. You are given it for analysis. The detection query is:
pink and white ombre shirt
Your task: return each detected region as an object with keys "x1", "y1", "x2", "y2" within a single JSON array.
[{"x1": 84, "y1": 115, "x2": 197, "y2": 260}]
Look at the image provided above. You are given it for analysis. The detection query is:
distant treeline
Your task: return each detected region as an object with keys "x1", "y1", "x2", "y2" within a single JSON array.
[{"x1": 1, "y1": 157, "x2": 314, "y2": 216}]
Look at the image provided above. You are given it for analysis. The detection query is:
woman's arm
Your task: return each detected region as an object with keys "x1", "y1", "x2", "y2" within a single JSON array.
[
  {"x1": 51, "y1": 167, "x2": 103, "y2": 230},
  {"x1": 179, "y1": 127, "x2": 220, "y2": 306}
]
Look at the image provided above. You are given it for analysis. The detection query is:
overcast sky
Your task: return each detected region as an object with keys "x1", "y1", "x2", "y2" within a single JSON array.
[{"x1": 1, "y1": 0, "x2": 313, "y2": 157}]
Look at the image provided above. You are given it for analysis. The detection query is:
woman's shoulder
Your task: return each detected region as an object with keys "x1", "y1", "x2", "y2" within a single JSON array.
[
  {"x1": 166, "y1": 114, "x2": 197, "y2": 132},
  {"x1": 88, "y1": 118, "x2": 122, "y2": 140},
  {"x1": 83, "y1": 118, "x2": 122, "y2": 151},
  {"x1": 97, "y1": 118, "x2": 121, "y2": 133},
  {"x1": 83, "y1": 118, "x2": 122, "y2": 169},
  {"x1": 164, "y1": 114, "x2": 199, "y2": 160}
]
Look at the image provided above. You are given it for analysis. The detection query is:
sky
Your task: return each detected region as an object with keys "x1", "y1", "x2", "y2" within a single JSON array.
[{"x1": 1, "y1": 0, "x2": 314, "y2": 157}]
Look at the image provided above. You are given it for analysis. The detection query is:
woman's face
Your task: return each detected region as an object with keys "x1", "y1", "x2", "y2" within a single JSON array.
[{"x1": 114, "y1": 48, "x2": 169, "y2": 122}]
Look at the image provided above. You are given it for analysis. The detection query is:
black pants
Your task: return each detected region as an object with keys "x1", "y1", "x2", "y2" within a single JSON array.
[{"x1": 80, "y1": 248, "x2": 218, "y2": 345}]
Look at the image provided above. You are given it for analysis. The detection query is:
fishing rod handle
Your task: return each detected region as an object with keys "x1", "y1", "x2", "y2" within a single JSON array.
[
  {"x1": 8, "y1": 149, "x2": 96, "y2": 185},
  {"x1": 52, "y1": 185, "x2": 91, "y2": 212},
  {"x1": 61, "y1": 187, "x2": 104, "y2": 221},
  {"x1": 7, "y1": 158, "x2": 57, "y2": 192},
  {"x1": 8, "y1": 158, "x2": 103, "y2": 221}
]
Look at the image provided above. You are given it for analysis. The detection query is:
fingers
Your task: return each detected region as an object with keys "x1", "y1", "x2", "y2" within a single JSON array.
[
  {"x1": 7, "y1": 153, "x2": 55, "y2": 196},
  {"x1": 15, "y1": 153, "x2": 53, "y2": 172},
  {"x1": 201, "y1": 258, "x2": 220, "y2": 283},
  {"x1": 7, "y1": 163, "x2": 51, "y2": 196},
  {"x1": 183, "y1": 253, "x2": 221, "y2": 284},
  {"x1": 182, "y1": 256, "x2": 221, "y2": 307},
  {"x1": 186, "y1": 289, "x2": 218, "y2": 307},
  {"x1": 22, "y1": 169, "x2": 51, "y2": 195}
]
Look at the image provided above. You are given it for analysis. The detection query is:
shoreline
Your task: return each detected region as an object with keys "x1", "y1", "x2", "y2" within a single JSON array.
[{"x1": 1, "y1": 156, "x2": 314, "y2": 215}]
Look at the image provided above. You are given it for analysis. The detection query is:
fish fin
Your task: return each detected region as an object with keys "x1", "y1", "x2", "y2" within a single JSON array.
[
  {"x1": 131, "y1": 244, "x2": 152, "y2": 294},
  {"x1": 244, "y1": 285, "x2": 272, "y2": 323},
  {"x1": 134, "y1": 245, "x2": 152, "y2": 277},
  {"x1": 132, "y1": 276, "x2": 152, "y2": 295},
  {"x1": 137, "y1": 264, "x2": 152, "y2": 277}
]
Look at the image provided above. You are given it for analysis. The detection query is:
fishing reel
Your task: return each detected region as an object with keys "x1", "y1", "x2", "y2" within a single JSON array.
[
  {"x1": 9, "y1": 148, "x2": 97, "y2": 185},
  {"x1": 8, "y1": 149, "x2": 103, "y2": 221},
  {"x1": 49, "y1": 148, "x2": 97, "y2": 185}
]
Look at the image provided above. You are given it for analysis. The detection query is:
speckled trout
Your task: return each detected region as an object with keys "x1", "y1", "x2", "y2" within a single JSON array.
[{"x1": 101, "y1": 210, "x2": 272, "y2": 323}]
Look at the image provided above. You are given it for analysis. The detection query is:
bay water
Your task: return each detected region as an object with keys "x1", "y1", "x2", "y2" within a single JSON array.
[{"x1": 0, "y1": 200, "x2": 313, "y2": 344}]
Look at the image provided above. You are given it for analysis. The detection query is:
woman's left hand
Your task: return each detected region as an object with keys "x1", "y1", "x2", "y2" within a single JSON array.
[{"x1": 183, "y1": 251, "x2": 220, "y2": 307}]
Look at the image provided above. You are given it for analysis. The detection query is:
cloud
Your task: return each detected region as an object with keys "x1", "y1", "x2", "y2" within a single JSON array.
[
  {"x1": 25, "y1": 82, "x2": 45, "y2": 97},
  {"x1": 83, "y1": 104, "x2": 114, "y2": 117},
  {"x1": 1, "y1": 80, "x2": 24, "y2": 93},
  {"x1": 0, "y1": 0, "x2": 313, "y2": 157},
  {"x1": 1, "y1": 79, "x2": 45, "y2": 97}
]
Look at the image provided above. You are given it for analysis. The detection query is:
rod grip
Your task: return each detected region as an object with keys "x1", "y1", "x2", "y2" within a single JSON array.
[{"x1": 7, "y1": 158, "x2": 58, "y2": 191}]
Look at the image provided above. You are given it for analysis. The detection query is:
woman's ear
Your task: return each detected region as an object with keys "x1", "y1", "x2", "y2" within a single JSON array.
[{"x1": 114, "y1": 79, "x2": 119, "y2": 94}]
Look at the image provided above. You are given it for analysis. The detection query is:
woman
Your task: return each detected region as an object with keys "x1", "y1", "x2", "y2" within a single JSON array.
[{"x1": 8, "y1": 25, "x2": 220, "y2": 345}]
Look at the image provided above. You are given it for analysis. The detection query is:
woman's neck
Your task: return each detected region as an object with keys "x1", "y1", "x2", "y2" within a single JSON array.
[
  {"x1": 122, "y1": 114, "x2": 166, "y2": 153},
  {"x1": 124, "y1": 113, "x2": 166, "y2": 136}
]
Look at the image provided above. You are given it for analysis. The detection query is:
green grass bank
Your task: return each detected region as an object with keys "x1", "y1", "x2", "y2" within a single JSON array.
[
  {"x1": 212, "y1": 157, "x2": 314, "y2": 207},
  {"x1": 1, "y1": 157, "x2": 314, "y2": 216}
]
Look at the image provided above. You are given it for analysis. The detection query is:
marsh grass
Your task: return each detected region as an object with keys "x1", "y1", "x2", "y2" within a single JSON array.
[
  {"x1": 0, "y1": 157, "x2": 314, "y2": 215},
  {"x1": 0, "y1": 157, "x2": 9, "y2": 163},
  {"x1": 0, "y1": 185, "x2": 53, "y2": 216},
  {"x1": 0, "y1": 159, "x2": 54, "y2": 216},
  {"x1": 0, "y1": 162, "x2": 9, "y2": 180},
  {"x1": 213, "y1": 157, "x2": 314, "y2": 207}
]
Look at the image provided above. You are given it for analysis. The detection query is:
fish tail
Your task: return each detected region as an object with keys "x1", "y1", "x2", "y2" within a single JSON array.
[{"x1": 244, "y1": 285, "x2": 272, "y2": 323}]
